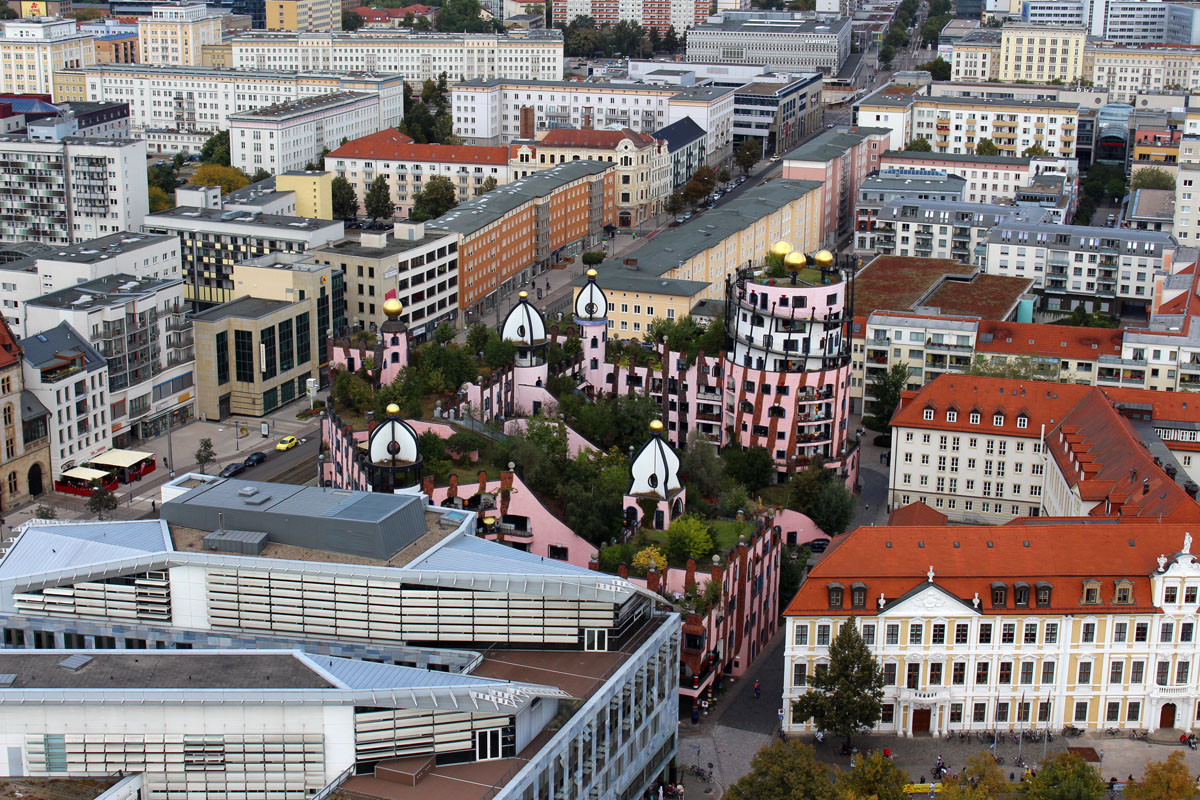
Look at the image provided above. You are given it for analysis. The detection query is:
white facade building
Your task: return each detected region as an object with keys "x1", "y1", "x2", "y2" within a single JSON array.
[
  {"x1": 226, "y1": 29, "x2": 563, "y2": 82},
  {"x1": 0, "y1": 17, "x2": 95, "y2": 96},
  {"x1": 229, "y1": 91, "x2": 382, "y2": 176},
  {"x1": 77, "y1": 64, "x2": 406, "y2": 136},
  {"x1": 685, "y1": 13, "x2": 852, "y2": 75},
  {"x1": 0, "y1": 135, "x2": 149, "y2": 246},
  {"x1": 137, "y1": 3, "x2": 223, "y2": 67}
]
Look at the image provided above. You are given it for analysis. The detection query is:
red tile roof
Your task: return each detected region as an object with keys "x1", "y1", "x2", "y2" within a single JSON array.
[
  {"x1": 539, "y1": 127, "x2": 659, "y2": 149},
  {"x1": 784, "y1": 521, "x2": 1195, "y2": 617},
  {"x1": 893, "y1": 374, "x2": 1092, "y2": 436},
  {"x1": 888, "y1": 501, "x2": 948, "y2": 527},
  {"x1": 327, "y1": 129, "x2": 510, "y2": 165},
  {"x1": 0, "y1": 316, "x2": 20, "y2": 371},
  {"x1": 976, "y1": 320, "x2": 1123, "y2": 361}
]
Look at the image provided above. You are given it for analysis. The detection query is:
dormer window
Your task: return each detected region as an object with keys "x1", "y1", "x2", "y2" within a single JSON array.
[
  {"x1": 991, "y1": 581, "x2": 1007, "y2": 607},
  {"x1": 851, "y1": 582, "x2": 867, "y2": 608},
  {"x1": 970, "y1": 412, "x2": 981, "y2": 425},
  {"x1": 1035, "y1": 581, "x2": 1052, "y2": 608},
  {"x1": 1114, "y1": 579, "x2": 1134, "y2": 605},
  {"x1": 947, "y1": 410, "x2": 958, "y2": 422},
  {"x1": 1016, "y1": 415, "x2": 1028, "y2": 429},
  {"x1": 994, "y1": 414, "x2": 1005, "y2": 426},
  {"x1": 828, "y1": 583, "x2": 844, "y2": 609},
  {"x1": 924, "y1": 407, "x2": 934, "y2": 421},
  {"x1": 1082, "y1": 579, "x2": 1101, "y2": 605},
  {"x1": 1014, "y1": 581, "x2": 1030, "y2": 607}
]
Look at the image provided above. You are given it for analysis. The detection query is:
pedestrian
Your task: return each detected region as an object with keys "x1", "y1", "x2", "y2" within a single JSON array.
[
  {"x1": 753, "y1": 680, "x2": 760, "y2": 698},
  {"x1": 849, "y1": 756, "x2": 855, "y2": 769},
  {"x1": 658, "y1": 783, "x2": 663, "y2": 800}
]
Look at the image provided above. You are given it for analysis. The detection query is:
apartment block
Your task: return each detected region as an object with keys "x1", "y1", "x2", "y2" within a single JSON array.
[
  {"x1": 72, "y1": 64, "x2": 406, "y2": 136},
  {"x1": 325, "y1": 129, "x2": 513, "y2": 220},
  {"x1": 452, "y1": 79, "x2": 735, "y2": 166},
  {"x1": 227, "y1": 29, "x2": 563, "y2": 82},
  {"x1": 0, "y1": 17, "x2": 94, "y2": 96},
  {"x1": 0, "y1": 135, "x2": 149, "y2": 246},
  {"x1": 685, "y1": 13, "x2": 852, "y2": 75},
  {"x1": 782, "y1": 125, "x2": 890, "y2": 247},
  {"x1": 949, "y1": 29, "x2": 1001, "y2": 81},
  {"x1": 23, "y1": 274, "x2": 195, "y2": 447},
  {"x1": 137, "y1": 3, "x2": 223, "y2": 66},
  {"x1": 266, "y1": 0, "x2": 340, "y2": 30},
  {"x1": 428, "y1": 160, "x2": 615, "y2": 320},
  {"x1": 551, "y1": 0, "x2": 707, "y2": 33},
  {"x1": 997, "y1": 25, "x2": 1087, "y2": 84},
  {"x1": 873, "y1": 200, "x2": 1047, "y2": 264},
  {"x1": 879, "y1": 150, "x2": 1034, "y2": 204},
  {"x1": 654, "y1": 116, "x2": 708, "y2": 191},
  {"x1": 1089, "y1": 45, "x2": 1200, "y2": 102},
  {"x1": 855, "y1": 169, "x2": 966, "y2": 254},
  {"x1": 229, "y1": 91, "x2": 380, "y2": 176}
]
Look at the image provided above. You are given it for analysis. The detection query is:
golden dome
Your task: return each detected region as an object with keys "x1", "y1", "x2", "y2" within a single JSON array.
[
  {"x1": 586, "y1": 268, "x2": 598, "y2": 278},
  {"x1": 649, "y1": 419, "x2": 664, "y2": 433},
  {"x1": 385, "y1": 403, "x2": 401, "y2": 417},
  {"x1": 770, "y1": 240, "x2": 793, "y2": 257},
  {"x1": 382, "y1": 298, "x2": 404, "y2": 318},
  {"x1": 519, "y1": 290, "x2": 529, "y2": 300},
  {"x1": 784, "y1": 251, "x2": 807, "y2": 272},
  {"x1": 814, "y1": 250, "x2": 835, "y2": 268}
]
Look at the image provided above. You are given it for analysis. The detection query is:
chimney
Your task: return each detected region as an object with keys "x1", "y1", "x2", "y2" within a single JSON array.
[
  {"x1": 685, "y1": 557, "x2": 696, "y2": 592},
  {"x1": 478, "y1": 469, "x2": 488, "y2": 495},
  {"x1": 617, "y1": 563, "x2": 629, "y2": 579},
  {"x1": 447, "y1": 473, "x2": 459, "y2": 499},
  {"x1": 588, "y1": 553, "x2": 600, "y2": 571},
  {"x1": 1187, "y1": 481, "x2": 1199, "y2": 498},
  {"x1": 367, "y1": 411, "x2": 378, "y2": 436},
  {"x1": 1144, "y1": 477, "x2": 1151, "y2": 495},
  {"x1": 499, "y1": 469, "x2": 514, "y2": 516},
  {"x1": 647, "y1": 568, "x2": 660, "y2": 593},
  {"x1": 519, "y1": 106, "x2": 535, "y2": 140},
  {"x1": 421, "y1": 475, "x2": 435, "y2": 498},
  {"x1": 582, "y1": 106, "x2": 593, "y2": 130}
]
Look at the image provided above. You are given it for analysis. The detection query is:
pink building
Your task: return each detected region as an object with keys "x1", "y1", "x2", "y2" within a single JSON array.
[{"x1": 782, "y1": 126, "x2": 891, "y2": 247}]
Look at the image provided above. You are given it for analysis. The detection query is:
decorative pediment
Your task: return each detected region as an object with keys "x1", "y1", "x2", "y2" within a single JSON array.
[{"x1": 880, "y1": 582, "x2": 980, "y2": 618}]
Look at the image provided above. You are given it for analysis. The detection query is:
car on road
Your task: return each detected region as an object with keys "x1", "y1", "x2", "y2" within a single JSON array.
[
  {"x1": 243, "y1": 451, "x2": 268, "y2": 467},
  {"x1": 218, "y1": 462, "x2": 247, "y2": 478},
  {"x1": 276, "y1": 435, "x2": 299, "y2": 452}
]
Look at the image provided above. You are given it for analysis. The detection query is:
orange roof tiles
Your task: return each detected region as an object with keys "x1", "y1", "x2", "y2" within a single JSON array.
[
  {"x1": 0, "y1": 316, "x2": 20, "y2": 371},
  {"x1": 888, "y1": 501, "x2": 948, "y2": 527},
  {"x1": 327, "y1": 129, "x2": 510, "y2": 165},
  {"x1": 892, "y1": 374, "x2": 1092, "y2": 436},
  {"x1": 976, "y1": 320, "x2": 1123, "y2": 361},
  {"x1": 539, "y1": 127, "x2": 659, "y2": 149},
  {"x1": 784, "y1": 522, "x2": 1194, "y2": 617}
]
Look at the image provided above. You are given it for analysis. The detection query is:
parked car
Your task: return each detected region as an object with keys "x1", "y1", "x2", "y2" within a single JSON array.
[
  {"x1": 218, "y1": 462, "x2": 246, "y2": 478},
  {"x1": 276, "y1": 435, "x2": 299, "y2": 452},
  {"x1": 243, "y1": 451, "x2": 267, "y2": 467},
  {"x1": 807, "y1": 538, "x2": 831, "y2": 553}
]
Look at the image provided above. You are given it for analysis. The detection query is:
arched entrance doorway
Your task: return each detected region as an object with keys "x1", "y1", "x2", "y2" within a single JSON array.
[
  {"x1": 1161, "y1": 702, "x2": 1177, "y2": 729},
  {"x1": 27, "y1": 463, "x2": 43, "y2": 497}
]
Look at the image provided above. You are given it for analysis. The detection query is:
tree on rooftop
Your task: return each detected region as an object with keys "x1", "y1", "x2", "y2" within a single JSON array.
[
  {"x1": 974, "y1": 138, "x2": 1000, "y2": 156},
  {"x1": 665, "y1": 515, "x2": 714, "y2": 563},
  {"x1": 1130, "y1": 166, "x2": 1176, "y2": 191},
  {"x1": 364, "y1": 175, "x2": 396, "y2": 222},
  {"x1": 792, "y1": 616, "x2": 884, "y2": 747}
]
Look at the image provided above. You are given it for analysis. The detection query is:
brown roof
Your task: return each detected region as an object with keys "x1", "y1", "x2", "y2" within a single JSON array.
[
  {"x1": 976, "y1": 320, "x2": 1123, "y2": 361},
  {"x1": 854, "y1": 256, "x2": 974, "y2": 316},
  {"x1": 539, "y1": 127, "x2": 658, "y2": 149},
  {"x1": 926, "y1": 274, "x2": 1032, "y2": 320},
  {"x1": 0, "y1": 315, "x2": 21, "y2": 371},
  {"x1": 327, "y1": 129, "x2": 510, "y2": 165},
  {"x1": 888, "y1": 501, "x2": 948, "y2": 526}
]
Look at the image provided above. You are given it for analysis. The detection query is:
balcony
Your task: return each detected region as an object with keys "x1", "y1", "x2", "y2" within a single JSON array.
[
  {"x1": 925, "y1": 339, "x2": 973, "y2": 352},
  {"x1": 40, "y1": 363, "x2": 83, "y2": 384}
]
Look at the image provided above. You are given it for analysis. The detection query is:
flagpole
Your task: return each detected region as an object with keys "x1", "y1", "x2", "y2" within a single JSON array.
[{"x1": 1018, "y1": 692, "x2": 1024, "y2": 764}]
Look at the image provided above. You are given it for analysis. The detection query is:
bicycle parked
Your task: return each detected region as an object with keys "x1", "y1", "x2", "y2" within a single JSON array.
[{"x1": 688, "y1": 763, "x2": 713, "y2": 783}]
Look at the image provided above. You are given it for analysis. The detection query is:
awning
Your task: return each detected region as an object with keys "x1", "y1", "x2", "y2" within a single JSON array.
[
  {"x1": 87, "y1": 449, "x2": 153, "y2": 469},
  {"x1": 62, "y1": 467, "x2": 111, "y2": 482}
]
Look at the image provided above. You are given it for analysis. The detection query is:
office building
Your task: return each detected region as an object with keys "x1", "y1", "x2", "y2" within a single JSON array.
[
  {"x1": 0, "y1": 135, "x2": 148, "y2": 247},
  {"x1": 427, "y1": 161, "x2": 615, "y2": 320},
  {"x1": 732, "y1": 75, "x2": 824, "y2": 158},
  {"x1": 0, "y1": 17, "x2": 94, "y2": 95},
  {"x1": 227, "y1": 29, "x2": 563, "y2": 82},
  {"x1": 69, "y1": 64, "x2": 406, "y2": 137},
  {"x1": 324, "y1": 129, "x2": 513, "y2": 219},
  {"x1": 18, "y1": 321, "x2": 110, "y2": 478},
  {"x1": 551, "y1": 0, "x2": 708, "y2": 33},
  {"x1": 685, "y1": 13, "x2": 852, "y2": 75},
  {"x1": 266, "y1": 0, "x2": 340, "y2": 30},
  {"x1": 0, "y1": 316, "x2": 50, "y2": 510},
  {"x1": 138, "y1": 3, "x2": 223, "y2": 66},
  {"x1": 229, "y1": 91, "x2": 381, "y2": 176}
]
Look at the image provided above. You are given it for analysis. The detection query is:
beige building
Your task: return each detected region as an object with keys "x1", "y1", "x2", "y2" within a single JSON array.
[
  {"x1": 266, "y1": 0, "x2": 341, "y2": 31},
  {"x1": 1089, "y1": 46, "x2": 1200, "y2": 103},
  {"x1": 192, "y1": 253, "x2": 344, "y2": 419},
  {"x1": 138, "y1": 4, "x2": 222, "y2": 67},
  {"x1": 997, "y1": 25, "x2": 1087, "y2": 84},
  {"x1": 276, "y1": 170, "x2": 332, "y2": 219},
  {"x1": 0, "y1": 17, "x2": 94, "y2": 96},
  {"x1": 512, "y1": 127, "x2": 670, "y2": 227},
  {"x1": 0, "y1": 317, "x2": 50, "y2": 512},
  {"x1": 949, "y1": 30, "x2": 1000, "y2": 81}
]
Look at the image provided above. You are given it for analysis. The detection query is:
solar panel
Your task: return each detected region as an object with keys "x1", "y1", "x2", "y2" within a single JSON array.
[{"x1": 58, "y1": 654, "x2": 93, "y2": 672}]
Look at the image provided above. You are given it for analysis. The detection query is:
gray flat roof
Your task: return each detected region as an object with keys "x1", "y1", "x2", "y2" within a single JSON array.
[
  {"x1": 191, "y1": 296, "x2": 294, "y2": 322},
  {"x1": 313, "y1": 233, "x2": 451, "y2": 259},
  {"x1": 227, "y1": 90, "x2": 370, "y2": 121},
  {"x1": 428, "y1": 161, "x2": 611, "y2": 236},
  {"x1": 693, "y1": 15, "x2": 850, "y2": 33},
  {"x1": 0, "y1": 652, "x2": 333, "y2": 690},
  {"x1": 146, "y1": 206, "x2": 340, "y2": 232},
  {"x1": 0, "y1": 233, "x2": 174, "y2": 269},
  {"x1": 28, "y1": 274, "x2": 181, "y2": 310},
  {"x1": 782, "y1": 126, "x2": 891, "y2": 161},
  {"x1": 862, "y1": 172, "x2": 967, "y2": 192},
  {"x1": 881, "y1": 148, "x2": 1029, "y2": 167}
]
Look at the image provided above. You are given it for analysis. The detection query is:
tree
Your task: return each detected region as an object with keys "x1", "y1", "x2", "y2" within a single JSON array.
[
  {"x1": 938, "y1": 753, "x2": 1007, "y2": 800},
  {"x1": 735, "y1": 138, "x2": 761, "y2": 175},
  {"x1": 195, "y1": 437, "x2": 217, "y2": 474},
  {"x1": 679, "y1": 432, "x2": 726, "y2": 503},
  {"x1": 410, "y1": 175, "x2": 457, "y2": 221},
  {"x1": 665, "y1": 515, "x2": 714, "y2": 563},
  {"x1": 903, "y1": 137, "x2": 932, "y2": 152},
  {"x1": 974, "y1": 138, "x2": 1000, "y2": 156},
  {"x1": 723, "y1": 445, "x2": 775, "y2": 492},
  {"x1": 718, "y1": 168, "x2": 731, "y2": 185},
  {"x1": 867, "y1": 362, "x2": 908, "y2": 430},
  {"x1": 1022, "y1": 752, "x2": 1106, "y2": 800},
  {"x1": 631, "y1": 545, "x2": 667, "y2": 575},
  {"x1": 433, "y1": 322, "x2": 456, "y2": 345},
  {"x1": 725, "y1": 739, "x2": 833, "y2": 800},
  {"x1": 665, "y1": 191, "x2": 687, "y2": 215},
  {"x1": 466, "y1": 322, "x2": 493, "y2": 355},
  {"x1": 189, "y1": 164, "x2": 249, "y2": 195},
  {"x1": 249, "y1": 167, "x2": 271, "y2": 184},
  {"x1": 32, "y1": 504, "x2": 57, "y2": 520},
  {"x1": 838, "y1": 751, "x2": 909, "y2": 800},
  {"x1": 662, "y1": 25, "x2": 680, "y2": 53},
  {"x1": 792, "y1": 616, "x2": 884, "y2": 746},
  {"x1": 474, "y1": 176, "x2": 498, "y2": 196},
  {"x1": 682, "y1": 177, "x2": 710, "y2": 207},
  {"x1": 811, "y1": 481, "x2": 855, "y2": 536},
  {"x1": 0, "y1": 5, "x2": 18, "y2": 18},
  {"x1": 71, "y1": 7, "x2": 104, "y2": 20},
  {"x1": 693, "y1": 165, "x2": 717, "y2": 193},
  {"x1": 199, "y1": 130, "x2": 231, "y2": 166},
  {"x1": 880, "y1": 43, "x2": 895, "y2": 66},
  {"x1": 436, "y1": 0, "x2": 492, "y2": 32},
  {"x1": 1022, "y1": 143, "x2": 1050, "y2": 157},
  {"x1": 148, "y1": 186, "x2": 173, "y2": 213},
  {"x1": 582, "y1": 251, "x2": 605, "y2": 267},
  {"x1": 917, "y1": 56, "x2": 951, "y2": 80},
  {"x1": 342, "y1": 9, "x2": 364, "y2": 29},
  {"x1": 87, "y1": 482, "x2": 119, "y2": 520},
  {"x1": 364, "y1": 175, "x2": 396, "y2": 221},
  {"x1": 484, "y1": 337, "x2": 516, "y2": 369},
  {"x1": 331, "y1": 175, "x2": 359, "y2": 219},
  {"x1": 1130, "y1": 166, "x2": 1176, "y2": 191},
  {"x1": 1126, "y1": 752, "x2": 1193, "y2": 800}
]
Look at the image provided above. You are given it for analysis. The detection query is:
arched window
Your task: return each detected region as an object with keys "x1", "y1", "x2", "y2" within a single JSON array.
[
  {"x1": 2, "y1": 404, "x2": 11, "y2": 426},
  {"x1": 6, "y1": 471, "x2": 16, "y2": 495}
]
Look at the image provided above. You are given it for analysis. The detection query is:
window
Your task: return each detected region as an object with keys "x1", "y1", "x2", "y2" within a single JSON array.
[
  {"x1": 998, "y1": 662, "x2": 1012, "y2": 684},
  {"x1": 1074, "y1": 701, "x2": 1088, "y2": 722},
  {"x1": 950, "y1": 703, "x2": 963, "y2": 724},
  {"x1": 1077, "y1": 662, "x2": 1092, "y2": 684},
  {"x1": 932, "y1": 624, "x2": 946, "y2": 645},
  {"x1": 215, "y1": 331, "x2": 229, "y2": 385},
  {"x1": 1166, "y1": 587, "x2": 1178, "y2": 604},
  {"x1": 1045, "y1": 623, "x2": 1058, "y2": 644},
  {"x1": 886, "y1": 624, "x2": 899, "y2": 645},
  {"x1": 1188, "y1": 587, "x2": 1198, "y2": 604},
  {"x1": 1110, "y1": 661, "x2": 1124, "y2": 684},
  {"x1": 1001, "y1": 623, "x2": 1015, "y2": 644},
  {"x1": 1115, "y1": 582, "x2": 1133, "y2": 604},
  {"x1": 1023, "y1": 623, "x2": 1037, "y2": 644},
  {"x1": 955, "y1": 624, "x2": 969, "y2": 644},
  {"x1": 1135, "y1": 623, "x2": 1149, "y2": 643},
  {"x1": 1157, "y1": 661, "x2": 1170, "y2": 686},
  {"x1": 909, "y1": 624, "x2": 923, "y2": 645},
  {"x1": 1019, "y1": 662, "x2": 1034, "y2": 684},
  {"x1": 929, "y1": 663, "x2": 943, "y2": 685},
  {"x1": 979, "y1": 623, "x2": 992, "y2": 644},
  {"x1": 828, "y1": 586, "x2": 843, "y2": 608},
  {"x1": 924, "y1": 408, "x2": 934, "y2": 421},
  {"x1": 1178, "y1": 662, "x2": 1190, "y2": 685},
  {"x1": 817, "y1": 624, "x2": 830, "y2": 645},
  {"x1": 1128, "y1": 702, "x2": 1141, "y2": 722},
  {"x1": 883, "y1": 663, "x2": 897, "y2": 685},
  {"x1": 1014, "y1": 584, "x2": 1030, "y2": 606},
  {"x1": 1017, "y1": 702, "x2": 1031, "y2": 723},
  {"x1": 1114, "y1": 622, "x2": 1127, "y2": 643},
  {"x1": 1131, "y1": 661, "x2": 1144, "y2": 684},
  {"x1": 1107, "y1": 702, "x2": 1120, "y2": 722},
  {"x1": 952, "y1": 662, "x2": 966, "y2": 685},
  {"x1": 973, "y1": 703, "x2": 987, "y2": 723},
  {"x1": 997, "y1": 702, "x2": 1009, "y2": 723},
  {"x1": 1162, "y1": 623, "x2": 1174, "y2": 643},
  {"x1": 234, "y1": 329, "x2": 254, "y2": 382},
  {"x1": 1184, "y1": 623, "x2": 1194, "y2": 643},
  {"x1": 907, "y1": 663, "x2": 920, "y2": 689},
  {"x1": 881, "y1": 704, "x2": 895, "y2": 723},
  {"x1": 1036, "y1": 584, "x2": 1051, "y2": 607},
  {"x1": 852, "y1": 587, "x2": 867, "y2": 608},
  {"x1": 1082, "y1": 622, "x2": 1095, "y2": 643},
  {"x1": 992, "y1": 585, "x2": 1007, "y2": 607},
  {"x1": 976, "y1": 661, "x2": 989, "y2": 684},
  {"x1": 862, "y1": 624, "x2": 875, "y2": 644}
]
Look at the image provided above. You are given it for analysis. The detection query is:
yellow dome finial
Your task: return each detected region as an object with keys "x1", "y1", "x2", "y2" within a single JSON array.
[
  {"x1": 519, "y1": 290, "x2": 529, "y2": 300},
  {"x1": 770, "y1": 240, "x2": 792, "y2": 258},
  {"x1": 586, "y1": 268, "x2": 598, "y2": 279},
  {"x1": 649, "y1": 419, "x2": 664, "y2": 433},
  {"x1": 385, "y1": 403, "x2": 401, "y2": 416},
  {"x1": 383, "y1": 298, "x2": 403, "y2": 318},
  {"x1": 814, "y1": 250, "x2": 834, "y2": 269},
  {"x1": 784, "y1": 251, "x2": 807, "y2": 273}
]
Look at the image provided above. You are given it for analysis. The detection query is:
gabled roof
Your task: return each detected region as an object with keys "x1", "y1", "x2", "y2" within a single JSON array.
[
  {"x1": 888, "y1": 501, "x2": 948, "y2": 527},
  {"x1": 976, "y1": 320, "x2": 1123, "y2": 361},
  {"x1": 892, "y1": 374, "x2": 1092, "y2": 435},
  {"x1": 653, "y1": 117, "x2": 706, "y2": 151},
  {"x1": 539, "y1": 127, "x2": 658, "y2": 149},
  {"x1": 327, "y1": 129, "x2": 509, "y2": 165},
  {"x1": 0, "y1": 315, "x2": 20, "y2": 371},
  {"x1": 19, "y1": 322, "x2": 105, "y2": 373}
]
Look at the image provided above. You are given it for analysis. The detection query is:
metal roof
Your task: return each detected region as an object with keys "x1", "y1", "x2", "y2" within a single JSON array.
[
  {"x1": 407, "y1": 535, "x2": 599, "y2": 577},
  {"x1": 19, "y1": 322, "x2": 105, "y2": 373},
  {"x1": 0, "y1": 521, "x2": 171, "y2": 585}
]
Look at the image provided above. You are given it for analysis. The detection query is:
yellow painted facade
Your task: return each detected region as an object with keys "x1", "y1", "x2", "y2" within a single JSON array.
[
  {"x1": 998, "y1": 26, "x2": 1087, "y2": 84},
  {"x1": 266, "y1": 0, "x2": 341, "y2": 31},
  {"x1": 52, "y1": 68, "x2": 87, "y2": 102},
  {"x1": 276, "y1": 171, "x2": 333, "y2": 220}
]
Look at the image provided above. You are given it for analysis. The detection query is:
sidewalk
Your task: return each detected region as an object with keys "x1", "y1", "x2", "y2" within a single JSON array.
[{"x1": 4, "y1": 397, "x2": 322, "y2": 530}]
